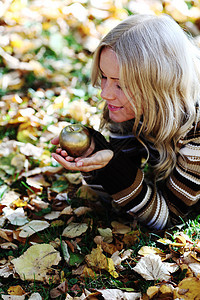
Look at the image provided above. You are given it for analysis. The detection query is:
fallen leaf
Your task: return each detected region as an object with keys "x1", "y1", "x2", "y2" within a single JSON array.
[
  {"x1": 60, "y1": 206, "x2": 73, "y2": 215},
  {"x1": 62, "y1": 222, "x2": 88, "y2": 238},
  {"x1": 85, "y1": 244, "x2": 118, "y2": 278},
  {"x1": 1, "y1": 296, "x2": 25, "y2": 300},
  {"x1": 50, "y1": 281, "x2": 68, "y2": 298},
  {"x1": 122, "y1": 230, "x2": 140, "y2": 247},
  {"x1": 7, "y1": 285, "x2": 26, "y2": 295},
  {"x1": 0, "y1": 264, "x2": 14, "y2": 278},
  {"x1": 111, "y1": 221, "x2": 131, "y2": 234},
  {"x1": 73, "y1": 206, "x2": 92, "y2": 217},
  {"x1": 12, "y1": 244, "x2": 61, "y2": 282},
  {"x1": 3, "y1": 207, "x2": 28, "y2": 226},
  {"x1": 146, "y1": 286, "x2": 159, "y2": 298},
  {"x1": 98, "y1": 227, "x2": 113, "y2": 243},
  {"x1": 65, "y1": 172, "x2": 82, "y2": 184},
  {"x1": 0, "y1": 242, "x2": 18, "y2": 250},
  {"x1": 76, "y1": 185, "x2": 98, "y2": 202},
  {"x1": 61, "y1": 240, "x2": 70, "y2": 264},
  {"x1": 188, "y1": 263, "x2": 200, "y2": 276},
  {"x1": 174, "y1": 277, "x2": 200, "y2": 299},
  {"x1": 44, "y1": 211, "x2": 60, "y2": 220},
  {"x1": 138, "y1": 246, "x2": 164, "y2": 256},
  {"x1": 19, "y1": 220, "x2": 50, "y2": 238},
  {"x1": 133, "y1": 254, "x2": 171, "y2": 281},
  {"x1": 96, "y1": 289, "x2": 141, "y2": 300},
  {"x1": 28, "y1": 293, "x2": 43, "y2": 300}
]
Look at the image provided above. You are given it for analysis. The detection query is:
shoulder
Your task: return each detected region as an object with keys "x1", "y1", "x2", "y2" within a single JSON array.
[{"x1": 178, "y1": 121, "x2": 200, "y2": 157}]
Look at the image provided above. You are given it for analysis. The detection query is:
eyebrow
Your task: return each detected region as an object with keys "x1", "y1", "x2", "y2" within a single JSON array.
[{"x1": 100, "y1": 69, "x2": 119, "y2": 80}]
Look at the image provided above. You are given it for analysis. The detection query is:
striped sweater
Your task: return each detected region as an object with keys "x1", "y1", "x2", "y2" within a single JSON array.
[{"x1": 83, "y1": 121, "x2": 200, "y2": 230}]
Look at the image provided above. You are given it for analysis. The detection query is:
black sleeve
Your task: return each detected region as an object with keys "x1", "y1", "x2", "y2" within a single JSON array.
[{"x1": 86, "y1": 127, "x2": 112, "y2": 153}]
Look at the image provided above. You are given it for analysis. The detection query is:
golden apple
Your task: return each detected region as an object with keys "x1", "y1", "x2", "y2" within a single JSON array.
[{"x1": 59, "y1": 124, "x2": 91, "y2": 157}]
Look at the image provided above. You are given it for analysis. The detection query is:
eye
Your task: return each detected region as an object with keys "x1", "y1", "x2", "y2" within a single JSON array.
[{"x1": 117, "y1": 84, "x2": 121, "y2": 90}]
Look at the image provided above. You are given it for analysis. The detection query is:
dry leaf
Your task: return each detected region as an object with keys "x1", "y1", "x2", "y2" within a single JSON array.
[
  {"x1": 0, "y1": 242, "x2": 18, "y2": 250},
  {"x1": 188, "y1": 263, "x2": 200, "y2": 276},
  {"x1": 146, "y1": 286, "x2": 159, "y2": 298},
  {"x1": 60, "y1": 206, "x2": 73, "y2": 215},
  {"x1": 122, "y1": 230, "x2": 140, "y2": 247},
  {"x1": 96, "y1": 289, "x2": 141, "y2": 300},
  {"x1": 85, "y1": 244, "x2": 118, "y2": 278},
  {"x1": 0, "y1": 264, "x2": 14, "y2": 278},
  {"x1": 29, "y1": 293, "x2": 43, "y2": 300},
  {"x1": 97, "y1": 227, "x2": 113, "y2": 243},
  {"x1": 133, "y1": 254, "x2": 171, "y2": 281},
  {"x1": 138, "y1": 246, "x2": 164, "y2": 256},
  {"x1": 7, "y1": 285, "x2": 26, "y2": 295},
  {"x1": 76, "y1": 185, "x2": 98, "y2": 202},
  {"x1": 50, "y1": 281, "x2": 68, "y2": 298},
  {"x1": 62, "y1": 222, "x2": 88, "y2": 238},
  {"x1": 111, "y1": 221, "x2": 131, "y2": 234},
  {"x1": 174, "y1": 277, "x2": 200, "y2": 299},
  {"x1": 1, "y1": 296, "x2": 25, "y2": 300},
  {"x1": 44, "y1": 211, "x2": 60, "y2": 220},
  {"x1": 19, "y1": 220, "x2": 50, "y2": 238},
  {"x1": 73, "y1": 206, "x2": 92, "y2": 217},
  {"x1": 12, "y1": 244, "x2": 61, "y2": 282},
  {"x1": 3, "y1": 207, "x2": 28, "y2": 226},
  {"x1": 64, "y1": 173, "x2": 82, "y2": 185}
]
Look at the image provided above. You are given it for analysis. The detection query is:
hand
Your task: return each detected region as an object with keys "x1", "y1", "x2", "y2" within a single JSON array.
[
  {"x1": 51, "y1": 135, "x2": 95, "y2": 162},
  {"x1": 51, "y1": 149, "x2": 113, "y2": 172}
]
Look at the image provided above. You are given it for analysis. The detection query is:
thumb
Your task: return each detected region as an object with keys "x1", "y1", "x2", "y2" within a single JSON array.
[{"x1": 51, "y1": 136, "x2": 59, "y2": 145}]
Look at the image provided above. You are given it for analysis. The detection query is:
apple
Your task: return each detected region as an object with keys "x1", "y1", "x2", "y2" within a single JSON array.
[{"x1": 59, "y1": 124, "x2": 91, "y2": 157}]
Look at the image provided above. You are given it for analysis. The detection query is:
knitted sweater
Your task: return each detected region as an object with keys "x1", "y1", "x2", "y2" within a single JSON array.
[{"x1": 83, "y1": 120, "x2": 200, "y2": 230}]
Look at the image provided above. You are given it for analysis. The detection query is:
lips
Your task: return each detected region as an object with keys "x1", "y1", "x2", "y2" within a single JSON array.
[{"x1": 107, "y1": 104, "x2": 123, "y2": 111}]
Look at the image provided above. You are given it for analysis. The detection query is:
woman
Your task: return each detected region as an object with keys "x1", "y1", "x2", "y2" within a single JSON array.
[{"x1": 52, "y1": 14, "x2": 200, "y2": 230}]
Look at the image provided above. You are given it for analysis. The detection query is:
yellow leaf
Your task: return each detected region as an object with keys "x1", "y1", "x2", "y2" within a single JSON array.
[
  {"x1": 174, "y1": 277, "x2": 200, "y2": 299},
  {"x1": 85, "y1": 245, "x2": 118, "y2": 278},
  {"x1": 171, "y1": 235, "x2": 187, "y2": 247},
  {"x1": 82, "y1": 266, "x2": 96, "y2": 279},
  {"x1": 12, "y1": 198, "x2": 28, "y2": 208},
  {"x1": 7, "y1": 285, "x2": 25, "y2": 295},
  {"x1": 146, "y1": 286, "x2": 159, "y2": 299},
  {"x1": 138, "y1": 246, "x2": 164, "y2": 256}
]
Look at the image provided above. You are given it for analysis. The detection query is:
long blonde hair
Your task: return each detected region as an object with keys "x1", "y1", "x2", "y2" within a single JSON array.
[{"x1": 91, "y1": 14, "x2": 200, "y2": 180}]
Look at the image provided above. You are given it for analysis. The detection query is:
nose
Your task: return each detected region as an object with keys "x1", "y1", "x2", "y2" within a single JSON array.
[{"x1": 100, "y1": 80, "x2": 115, "y2": 101}]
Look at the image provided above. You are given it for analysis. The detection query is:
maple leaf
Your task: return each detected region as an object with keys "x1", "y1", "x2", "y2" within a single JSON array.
[{"x1": 133, "y1": 254, "x2": 171, "y2": 281}]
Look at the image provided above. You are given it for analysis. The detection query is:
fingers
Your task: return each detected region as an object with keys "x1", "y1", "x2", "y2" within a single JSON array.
[
  {"x1": 52, "y1": 149, "x2": 114, "y2": 172},
  {"x1": 52, "y1": 153, "x2": 80, "y2": 171},
  {"x1": 76, "y1": 150, "x2": 113, "y2": 168},
  {"x1": 51, "y1": 137, "x2": 59, "y2": 145}
]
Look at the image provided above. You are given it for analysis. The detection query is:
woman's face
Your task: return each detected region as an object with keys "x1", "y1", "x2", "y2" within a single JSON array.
[{"x1": 99, "y1": 47, "x2": 135, "y2": 123}]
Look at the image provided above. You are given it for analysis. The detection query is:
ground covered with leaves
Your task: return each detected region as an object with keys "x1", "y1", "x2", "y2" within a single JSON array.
[{"x1": 1, "y1": 0, "x2": 200, "y2": 299}]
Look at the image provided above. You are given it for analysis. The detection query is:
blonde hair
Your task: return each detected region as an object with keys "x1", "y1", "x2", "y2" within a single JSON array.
[{"x1": 91, "y1": 14, "x2": 200, "y2": 180}]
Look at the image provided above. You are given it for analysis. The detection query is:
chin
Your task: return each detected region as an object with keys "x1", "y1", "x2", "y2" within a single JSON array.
[{"x1": 109, "y1": 112, "x2": 134, "y2": 123}]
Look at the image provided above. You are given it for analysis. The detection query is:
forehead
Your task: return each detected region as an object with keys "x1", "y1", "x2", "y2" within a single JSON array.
[{"x1": 99, "y1": 47, "x2": 119, "y2": 77}]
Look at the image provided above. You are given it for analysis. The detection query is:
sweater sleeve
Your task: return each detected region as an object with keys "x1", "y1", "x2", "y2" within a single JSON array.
[
  {"x1": 93, "y1": 151, "x2": 170, "y2": 230},
  {"x1": 83, "y1": 125, "x2": 200, "y2": 230},
  {"x1": 163, "y1": 134, "x2": 200, "y2": 219}
]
